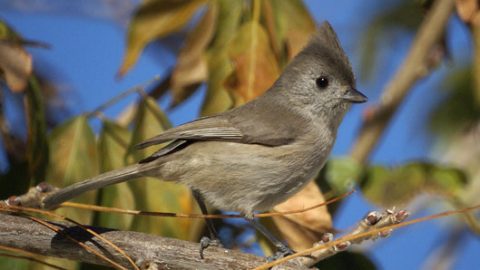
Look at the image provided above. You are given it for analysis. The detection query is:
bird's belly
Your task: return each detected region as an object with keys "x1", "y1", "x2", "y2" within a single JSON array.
[{"x1": 158, "y1": 140, "x2": 330, "y2": 215}]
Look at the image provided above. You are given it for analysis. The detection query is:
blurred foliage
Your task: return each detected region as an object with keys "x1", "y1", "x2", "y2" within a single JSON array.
[
  {"x1": 94, "y1": 120, "x2": 135, "y2": 230},
  {"x1": 430, "y1": 67, "x2": 480, "y2": 138},
  {"x1": 0, "y1": 20, "x2": 32, "y2": 91},
  {"x1": 324, "y1": 158, "x2": 469, "y2": 207},
  {"x1": 121, "y1": 0, "x2": 316, "y2": 112},
  {"x1": 0, "y1": 0, "x2": 479, "y2": 269},
  {"x1": 359, "y1": 1, "x2": 424, "y2": 81},
  {"x1": 126, "y1": 97, "x2": 204, "y2": 240},
  {"x1": 358, "y1": 0, "x2": 447, "y2": 82},
  {"x1": 118, "y1": 0, "x2": 207, "y2": 76}
]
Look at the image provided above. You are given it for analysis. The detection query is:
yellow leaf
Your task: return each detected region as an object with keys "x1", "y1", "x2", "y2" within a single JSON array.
[
  {"x1": 170, "y1": 3, "x2": 218, "y2": 106},
  {"x1": 202, "y1": 49, "x2": 234, "y2": 116},
  {"x1": 200, "y1": 0, "x2": 243, "y2": 116},
  {"x1": 128, "y1": 97, "x2": 203, "y2": 240},
  {"x1": 0, "y1": 21, "x2": 32, "y2": 92},
  {"x1": 47, "y1": 116, "x2": 98, "y2": 224},
  {"x1": 455, "y1": 0, "x2": 479, "y2": 24},
  {"x1": 118, "y1": 0, "x2": 206, "y2": 76},
  {"x1": 226, "y1": 21, "x2": 280, "y2": 104},
  {"x1": 272, "y1": 181, "x2": 333, "y2": 251},
  {"x1": 95, "y1": 120, "x2": 135, "y2": 230},
  {"x1": 267, "y1": 0, "x2": 316, "y2": 61},
  {"x1": 0, "y1": 43, "x2": 32, "y2": 92}
]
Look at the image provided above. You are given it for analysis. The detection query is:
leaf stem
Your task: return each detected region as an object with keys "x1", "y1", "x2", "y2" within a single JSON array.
[
  {"x1": 85, "y1": 75, "x2": 160, "y2": 119},
  {"x1": 252, "y1": 0, "x2": 261, "y2": 23}
]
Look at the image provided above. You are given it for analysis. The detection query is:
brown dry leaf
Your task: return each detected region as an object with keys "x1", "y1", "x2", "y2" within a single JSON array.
[
  {"x1": 0, "y1": 42, "x2": 32, "y2": 92},
  {"x1": 272, "y1": 181, "x2": 333, "y2": 251},
  {"x1": 0, "y1": 20, "x2": 33, "y2": 92},
  {"x1": 226, "y1": 21, "x2": 280, "y2": 104},
  {"x1": 170, "y1": 2, "x2": 218, "y2": 106},
  {"x1": 265, "y1": 0, "x2": 316, "y2": 61},
  {"x1": 118, "y1": 0, "x2": 206, "y2": 77},
  {"x1": 455, "y1": 0, "x2": 480, "y2": 24}
]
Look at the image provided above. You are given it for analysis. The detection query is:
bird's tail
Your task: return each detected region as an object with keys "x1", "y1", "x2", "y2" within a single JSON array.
[{"x1": 42, "y1": 163, "x2": 155, "y2": 209}]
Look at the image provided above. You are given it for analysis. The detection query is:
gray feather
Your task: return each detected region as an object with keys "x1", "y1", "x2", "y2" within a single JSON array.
[
  {"x1": 135, "y1": 116, "x2": 243, "y2": 149},
  {"x1": 299, "y1": 21, "x2": 354, "y2": 85},
  {"x1": 42, "y1": 163, "x2": 157, "y2": 209},
  {"x1": 136, "y1": 93, "x2": 307, "y2": 153}
]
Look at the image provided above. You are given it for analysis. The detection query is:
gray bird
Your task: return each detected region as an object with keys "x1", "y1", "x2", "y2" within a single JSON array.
[{"x1": 42, "y1": 21, "x2": 367, "y2": 259}]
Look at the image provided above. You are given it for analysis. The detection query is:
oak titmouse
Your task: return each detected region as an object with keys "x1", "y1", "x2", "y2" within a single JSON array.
[{"x1": 42, "y1": 21, "x2": 367, "y2": 258}]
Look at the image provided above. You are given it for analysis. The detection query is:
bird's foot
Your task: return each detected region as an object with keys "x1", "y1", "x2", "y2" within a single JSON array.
[
  {"x1": 199, "y1": 236, "x2": 223, "y2": 259},
  {"x1": 266, "y1": 243, "x2": 295, "y2": 262}
]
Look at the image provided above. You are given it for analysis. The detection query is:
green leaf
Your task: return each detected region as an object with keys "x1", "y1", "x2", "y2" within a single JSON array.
[
  {"x1": 209, "y1": 0, "x2": 244, "y2": 50},
  {"x1": 46, "y1": 116, "x2": 98, "y2": 224},
  {"x1": 360, "y1": 162, "x2": 468, "y2": 207},
  {"x1": 129, "y1": 97, "x2": 172, "y2": 159},
  {"x1": 0, "y1": 257, "x2": 30, "y2": 270},
  {"x1": 428, "y1": 166, "x2": 468, "y2": 196},
  {"x1": 118, "y1": 0, "x2": 206, "y2": 76},
  {"x1": 200, "y1": 0, "x2": 242, "y2": 116},
  {"x1": 202, "y1": 49, "x2": 234, "y2": 116},
  {"x1": 25, "y1": 76, "x2": 49, "y2": 185},
  {"x1": 430, "y1": 67, "x2": 480, "y2": 139},
  {"x1": 325, "y1": 157, "x2": 363, "y2": 193},
  {"x1": 362, "y1": 163, "x2": 427, "y2": 207},
  {"x1": 93, "y1": 120, "x2": 135, "y2": 230},
  {"x1": 225, "y1": 20, "x2": 280, "y2": 104},
  {"x1": 128, "y1": 97, "x2": 204, "y2": 241}
]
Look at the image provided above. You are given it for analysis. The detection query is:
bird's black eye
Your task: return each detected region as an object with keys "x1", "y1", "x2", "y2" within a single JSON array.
[{"x1": 316, "y1": 76, "x2": 329, "y2": 89}]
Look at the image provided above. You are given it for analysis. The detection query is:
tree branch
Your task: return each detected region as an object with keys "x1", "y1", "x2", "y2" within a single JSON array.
[
  {"x1": 2, "y1": 185, "x2": 411, "y2": 269},
  {"x1": 351, "y1": 0, "x2": 456, "y2": 163},
  {"x1": 0, "y1": 213, "x2": 306, "y2": 270}
]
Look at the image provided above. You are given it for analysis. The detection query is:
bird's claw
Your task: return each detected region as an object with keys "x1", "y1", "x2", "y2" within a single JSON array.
[
  {"x1": 266, "y1": 244, "x2": 294, "y2": 262},
  {"x1": 199, "y1": 236, "x2": 222, "y2": 259}
]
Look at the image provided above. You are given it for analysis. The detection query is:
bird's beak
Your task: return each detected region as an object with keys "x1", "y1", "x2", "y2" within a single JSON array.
[{"x1": 342, "y1": 88, "x2": 368, "y2": 103}]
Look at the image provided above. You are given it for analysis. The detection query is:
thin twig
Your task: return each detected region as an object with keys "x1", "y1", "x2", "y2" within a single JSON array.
[
  {"x1": 1, "y1": 205, "x2": 139, "y2": 270},
  {"x1": 27, "y1": 216, "x2": 128, "y2": 270},
  {"x1": 254, "y1": 203, "x2": 480, "y2": 270},
  {"x1": 3, "y1": 183, "x2": 353, "y2": 220},
  {"x1": 0, "y1": 213, "x2": 305, "y2": 270},
  {"x1": 85, "y1": 75, "x2": 160, "y2": 119},
  {"x1": 58, "y1": 190, "x2": 354, "y2": 219},
  {"x1": 351, "y1": 0, "x2": 455, "y2": 163}
]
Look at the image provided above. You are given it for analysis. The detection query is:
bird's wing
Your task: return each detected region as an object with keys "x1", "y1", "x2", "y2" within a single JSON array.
[
  {"x1": 135, "y1": 115, "x2": 244, "y2": 149},
  {"x1": 135, "y1": 97, "x2": 306, "y2": 161}
]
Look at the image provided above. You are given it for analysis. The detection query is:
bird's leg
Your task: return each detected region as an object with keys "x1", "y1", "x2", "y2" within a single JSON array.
[
  {"x1": 244, "y1": 215, "x2": 294, "y2": 260},
  {"x1": 192, "y1": 189, "x2": 222, "y2": 259}
]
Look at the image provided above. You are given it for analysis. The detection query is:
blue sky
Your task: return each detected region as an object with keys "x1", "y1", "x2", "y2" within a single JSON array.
[{"x1": 1, "y1": 0, "x2": 478, "y2": 269}]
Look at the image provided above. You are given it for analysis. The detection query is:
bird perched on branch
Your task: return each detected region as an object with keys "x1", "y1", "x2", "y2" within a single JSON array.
[{"x1": 42, "y1": 21, "x2": 367, "y2": 259}]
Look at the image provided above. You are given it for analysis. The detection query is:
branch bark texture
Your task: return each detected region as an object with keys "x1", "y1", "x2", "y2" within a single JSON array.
[{"x1": 0, "y1": 213, "x2": 305, "y2": 270}]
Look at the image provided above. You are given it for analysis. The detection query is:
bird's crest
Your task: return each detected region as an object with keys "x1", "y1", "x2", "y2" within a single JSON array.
[{"x1": 301, "y1": 21, "x2": 354, "y2": 84}]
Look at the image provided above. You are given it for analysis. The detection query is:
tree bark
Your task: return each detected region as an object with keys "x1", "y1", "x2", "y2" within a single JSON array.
[{"x1": 0, "y1": 213, "x2": 305, "y2": 270}]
